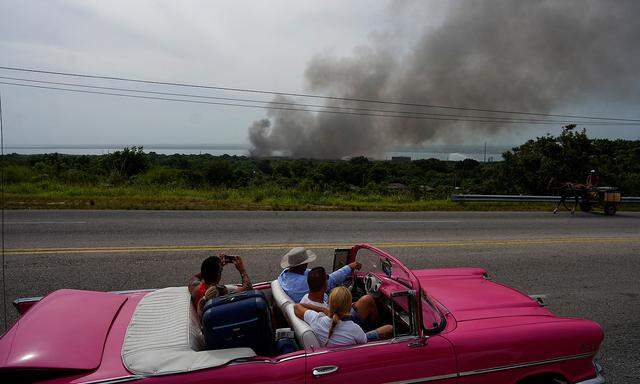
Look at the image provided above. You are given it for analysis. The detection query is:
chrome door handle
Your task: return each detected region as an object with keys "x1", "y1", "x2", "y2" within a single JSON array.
[{"x1": 312, "y1": 365, "x2": 339, "y2": 377}]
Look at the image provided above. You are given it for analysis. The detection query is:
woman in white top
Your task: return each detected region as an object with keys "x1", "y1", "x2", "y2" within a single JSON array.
[{"x1": 295, "y1": 286, "x2": 367, "y2": 347}]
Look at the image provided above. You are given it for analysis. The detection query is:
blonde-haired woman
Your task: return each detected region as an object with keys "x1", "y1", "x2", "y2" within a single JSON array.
[{"x1": 294, "y1": 286, "x2": 392, "y2": 347}]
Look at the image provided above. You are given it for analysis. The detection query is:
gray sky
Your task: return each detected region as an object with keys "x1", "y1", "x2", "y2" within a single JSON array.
[{"x1": 0, "y1": 0, "x2": 638, "y2": 149}]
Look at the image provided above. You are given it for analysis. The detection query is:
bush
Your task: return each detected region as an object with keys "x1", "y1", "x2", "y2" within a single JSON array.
[
  {"x1": 455, "y1": 158, "x2": 480, "y2": 171},
  {"x1": 3, "y1": 165, "x2": 35, "y2": 183},
  {"x1": 205, "y1": 160, "x2": 233, "y2": 186},
  {"x1": 135, "y1": 167, "x2": 185, "y2": 187},
  {"x1": 103, "y1": 147, "x2": 148, "y2": 180}
]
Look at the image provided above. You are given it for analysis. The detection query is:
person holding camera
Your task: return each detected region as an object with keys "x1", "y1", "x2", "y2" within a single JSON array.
[{"x1": 188, "y1": 254, "x2": 252, "y2": 316}]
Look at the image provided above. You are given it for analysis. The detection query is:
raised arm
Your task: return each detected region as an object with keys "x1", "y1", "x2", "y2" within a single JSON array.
[
  {"x1": 232, "y1": 256, "x2": 253, "y2": 292},
  {"x1": 328, "y1": 261, "x2": 362, "y2": 289},
  {"x1": 294, "y1": 303, "x2": 310, "y2": 319},
  {"x1": 300, "y1": 302, "x2": 330, "y2": 316}
]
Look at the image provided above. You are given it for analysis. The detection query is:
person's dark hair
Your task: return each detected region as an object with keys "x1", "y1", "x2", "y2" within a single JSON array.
[
  {"x1": 307, "y1": 266, "x2": 327, "y2": 292},
  {"x1": 201, "y1": 256, "x2": 222, "y2": 284},
  {"x1": 289, "y1": 263, "x2": 308, "y2": 275}
]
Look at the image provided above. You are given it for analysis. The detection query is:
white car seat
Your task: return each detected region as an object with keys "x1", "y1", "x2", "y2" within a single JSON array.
[
  {"x1": 122, "y1": 287, "x2": 256, "y2": 376},
  {"x1": 270, "y1": 280, "x2": 321, "y2": 351}
]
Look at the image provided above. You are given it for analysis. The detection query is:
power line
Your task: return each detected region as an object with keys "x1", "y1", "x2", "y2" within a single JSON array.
[
  {"x1": 1, "y1": 65, "x2": 639, "y2": 123},
  {"x1": 1, "y1": 81, "x2": 636, "y2": 127},
  {"x1": 2, "y1": 75, "x2": 629, "y2": 125},
  {"x1": 0, "y1": 75, "x2": 590, "y2": 124}
]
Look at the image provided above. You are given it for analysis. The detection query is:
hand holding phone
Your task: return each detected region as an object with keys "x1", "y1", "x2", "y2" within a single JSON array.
[{"x1": 223, "y1": 254, "x2": 237, "y2": 264}]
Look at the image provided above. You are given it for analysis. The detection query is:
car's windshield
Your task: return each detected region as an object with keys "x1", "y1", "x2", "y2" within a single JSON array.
[
  {"x1": 421, "y1": 290, "x2": 445, "y2": 332},
  {"x1": 356, "y1": 247, "x2": 415, "y2": 290}
]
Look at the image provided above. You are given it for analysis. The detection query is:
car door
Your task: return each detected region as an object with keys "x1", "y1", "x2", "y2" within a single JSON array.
[
  {"x1": 305, "y1": 335, "x2": 457, "y2": 383},
  {"x1": 304, "y1": 289, "x2": 457, "y2": 384},
  {"x1": 169, "y1": 351, "x2": 307, "y2": 384}
]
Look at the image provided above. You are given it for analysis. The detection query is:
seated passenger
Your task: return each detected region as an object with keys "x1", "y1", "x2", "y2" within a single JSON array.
[
  {"x1": 188, "y1": 254, "x2": 252, "y2": 316},
  {"x1": 300, "y1": 267, "x2": 331, "y2": 311},
  {"x1": 277, "y1": 247, "x2": 360, "y2": 303},
  {"x1": 300, "y1": 267, "x2": 392, "y2": 336},
  {"x1": 294, "y1": 287, "x2": 392, "y2": 347}
]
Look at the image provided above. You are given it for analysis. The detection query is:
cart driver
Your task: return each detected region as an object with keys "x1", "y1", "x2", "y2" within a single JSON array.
[{"x1": 586, "y1": 169, "x2": 600, "y2": 189}]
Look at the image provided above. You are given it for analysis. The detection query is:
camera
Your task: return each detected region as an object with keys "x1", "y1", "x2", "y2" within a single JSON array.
[{"x1": 223, "y1": 254, "x2": 237, "y2": 264}]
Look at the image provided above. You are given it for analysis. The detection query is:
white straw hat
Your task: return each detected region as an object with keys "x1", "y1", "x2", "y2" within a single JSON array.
[{"x1": 280, "y1": 247, "x2": 317, "y2": 269}]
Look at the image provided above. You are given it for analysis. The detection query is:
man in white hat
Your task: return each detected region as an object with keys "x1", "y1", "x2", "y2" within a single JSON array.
[
  {"x1": 277, "y1": 247, "x2": 361, "y2": 303},
  {"x1": 278, "y1": 247, "x2": 383, "y2": 331}
]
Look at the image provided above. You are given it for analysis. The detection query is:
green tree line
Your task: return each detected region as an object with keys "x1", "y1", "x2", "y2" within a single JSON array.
[{"x1": 3, "y1": 128, "x2": 640, "y2": 198}]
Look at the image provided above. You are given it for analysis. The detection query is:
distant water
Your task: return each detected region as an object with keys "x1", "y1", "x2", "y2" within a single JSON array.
[
  {"x1": 4, "y1": 144, "x2": 248, "y2": 157},
  {"x1": 4, "y1": 144, "x2": 512, "y2": 161}
]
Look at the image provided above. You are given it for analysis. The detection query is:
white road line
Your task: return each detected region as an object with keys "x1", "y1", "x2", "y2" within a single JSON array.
[
  {"x1": 5, "y1": 221, "x2": 88, "y2": 225},
  {"x1": 373, "y1": 220, "x2": 462, "y2": 223}
]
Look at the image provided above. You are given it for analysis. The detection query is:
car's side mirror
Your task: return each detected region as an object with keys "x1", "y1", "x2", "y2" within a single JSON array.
[
  {"x1": 333, "y1": 248, "x2": 350, "y2": 272},
  {"x1": 381, "y1": 258, "x2": 392, "y2": 278},
  {"x1": 390, "y1": 290, "x2": 417, "y2": 338}
]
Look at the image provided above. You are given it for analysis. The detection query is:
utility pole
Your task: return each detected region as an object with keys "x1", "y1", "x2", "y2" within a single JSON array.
[
  {"x1": 0, "y1": 90, "x2": 6, "y2": 330},
  {"x1": 484, "y1": 141, "x2": 487, "y2": 163}
]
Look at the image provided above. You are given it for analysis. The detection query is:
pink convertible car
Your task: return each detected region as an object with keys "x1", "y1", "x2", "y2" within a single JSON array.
[{"x1": 0, "y1": 244, "x2": 604, "y2": 383}]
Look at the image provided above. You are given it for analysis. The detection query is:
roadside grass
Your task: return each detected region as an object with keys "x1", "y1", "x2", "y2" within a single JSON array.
[{"x1": 5, "y1": 182, "x2": 636, "y2": 212}]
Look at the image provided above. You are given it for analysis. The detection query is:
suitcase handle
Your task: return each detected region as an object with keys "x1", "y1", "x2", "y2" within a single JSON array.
[{"x1": 203, "y1": 290, "x2": 265, "y2": 312}]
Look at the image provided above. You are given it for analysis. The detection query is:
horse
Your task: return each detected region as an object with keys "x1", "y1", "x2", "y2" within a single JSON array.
[{"x1": 546, "y1": 177, "x2": 588, "y2": 214}]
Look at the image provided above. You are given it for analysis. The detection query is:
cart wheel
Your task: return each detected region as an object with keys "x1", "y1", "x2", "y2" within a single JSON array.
[
  {"x1": 579, "y1": 201, "x2": 591, "y2": 212},
  {"x1": 604, "y1": 203, "x2": 617, "y2": 216}
]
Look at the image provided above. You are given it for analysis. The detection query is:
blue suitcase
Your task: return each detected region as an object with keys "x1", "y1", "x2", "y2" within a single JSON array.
[{"x1": 202, "y1": 290, "x2": 273, "y2": 355}]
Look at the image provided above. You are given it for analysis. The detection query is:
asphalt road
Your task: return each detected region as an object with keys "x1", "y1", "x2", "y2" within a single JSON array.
[{"x1": 1, "y1": 210, "x2": 639, "y2": 382}]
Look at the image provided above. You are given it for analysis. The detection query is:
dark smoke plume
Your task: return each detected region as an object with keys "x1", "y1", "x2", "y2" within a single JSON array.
[{"x1": 249, "y1": 0, "x2": 640, "y2": 158}]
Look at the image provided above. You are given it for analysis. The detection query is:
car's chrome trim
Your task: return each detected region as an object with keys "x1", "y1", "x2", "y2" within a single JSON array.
[
  {"x1": 306, "y1": 349, "x2": 331, "y2": 357},
  {"x1": 384, "y1": 352, "x2": 596, "y2": 383},
  {"x1": 13, "y1": 295, "x2": 43, "y2": 304},
  {"x1": 77, "y1": 353, "x2": 600, "y2": 383},
  {"x1": 575, "y1": 373, "x2": 605, "y2": 384},
  {"x1": 458, "y1": 352, "x2": 595, "y2": 377},
  {"x1": 304, "y1": 337, "x2": 401, "y2": 356},
  {"x1": 575, "y1": 361, "x2": 605, "y2": 384},
  {"x1": 228, "y1": 353, "x2": 307, "y2": 365},
  {"x1": 110, "y1": 289, "x2": 156, "y2": 295},
  {"x1": 385, "y1": 373, "x2": 459, "y2": 383},
  {"x1": 79, "y1": 375, "x2": 142, "y2": 384},
  {"x1": 233, "y1": 337, "x2": 423, "y2": 365},
  {"x1": 276, "y1": 353, "x2": 307, "y2": 362}
]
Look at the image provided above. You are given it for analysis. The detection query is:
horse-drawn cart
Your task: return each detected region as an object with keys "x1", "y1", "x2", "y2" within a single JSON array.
[{"x1": 579, "y1": 187, "x2": 620, "y2": 215}]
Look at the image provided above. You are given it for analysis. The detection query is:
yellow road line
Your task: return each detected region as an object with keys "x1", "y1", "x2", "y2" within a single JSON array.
[{"x1": 5, "y1": 236, "x2": 640, "y2": 255}]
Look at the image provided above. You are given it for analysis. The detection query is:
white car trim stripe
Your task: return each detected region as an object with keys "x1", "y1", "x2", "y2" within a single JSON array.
[
  {"x1": 81, "y1": 352, "x2": 595, "y2": 383},
  {"x1": 386, "y1": 373, "x2": 459, "y2": 383},
  {"x1": 79, "y1": 375, "x2": 142, "y2": 384},
  {"x1": 385, "y1": 352, "x2": 595, "y2": 383},
  {"x1": 458, "y1": 352, "x2": 594, "y2": 377}
]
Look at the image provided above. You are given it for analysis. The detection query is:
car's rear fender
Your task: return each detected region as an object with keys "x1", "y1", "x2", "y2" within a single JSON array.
[
  {"x1": 12, "y1": 289, "x2": 156, "y2": 317},
  {"x1": 12, "y1": 282, "x2": 273, "y2": 317}
]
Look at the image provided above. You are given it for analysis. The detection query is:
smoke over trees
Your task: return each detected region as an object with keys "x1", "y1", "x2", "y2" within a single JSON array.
[{"x1": 249, "y1": 0, "x2": 640, "y2": 159}]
